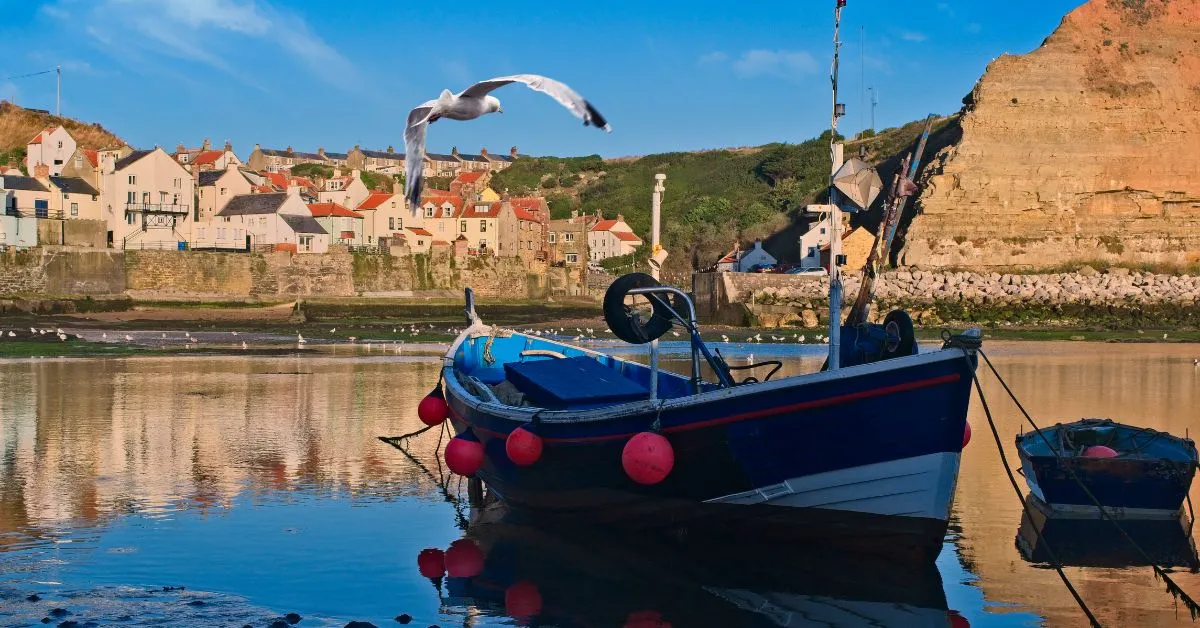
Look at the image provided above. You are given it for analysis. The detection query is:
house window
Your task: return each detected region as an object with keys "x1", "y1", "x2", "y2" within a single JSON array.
[
  {"x1": 70, "y1": 202, "x2": 78, "y2": 217},
  {"x1": 127, "y1": 191, "x2": 136, "y2": 204},
  {"x1": 548, "y1": 232, "x2": 557, "y2": 244},
  {"x1": 57, "y1": 141, "x2": 63, "y2": 149},
  {"x1": 63, "y1": 193, "x2": 69, "y2": 200},
  {"x1": 218, "y1": 228, "x2": 227, "y2": 239},
  {"x1": 424, "y1": 206, "x2": 435, "y2": 218},
  {"x1": 126, "y1": 212, "x2": 135, "y2": 225},
  {"x1": 460, "y1": 220, "x2": 467, "y2": 233},
  {"x1": 479, "y1": 220, "x2": 487, "y2": 232},
  {"x1": 75, "y1": 156, "x2": 82, "y2": 168},
  {"x1": 820, "y1": 227, "x2": 826, "y2": 234},
  {"x1": 438, "y1": 222, "x2": 444, "y2": 232},
  {"x1": 564, "y1": 232, "x2": 574, "y2": 242},
  {"x1": 220, "y1": 187, "x2": 227, "y2": 196},
  {"x1": 300, "y1": 235, "x2": 313, "y2": 252},
  {"x1": 566, "y1": 253, "x2": 579, "y2": 264},
  {"x1": 418, "y1": 239, "x2": 424, "y2": 246},
  {"x1": 128, "y1": 175, "x2": 136, "y2": 185},
  {"x1": 198, "y1": 227, "x2": 207, "y2": 239},
  {"x1": 143, "y1": 192, "x2": 151, "y2": 204},
  {"x1": 389, "y1": 218, "x2": 395, "y2": 229},
  {"x1": 396, "y1": 218, "x2": 402, "y2": 230},
  {"x1": 480, "y1": 238, "x2": 488, "y2": 248},
  {"x1": 443, "y1": 207, "x2": 452, "y2": 217}
]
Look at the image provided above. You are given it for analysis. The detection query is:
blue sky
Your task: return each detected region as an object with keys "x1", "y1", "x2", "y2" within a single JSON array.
[{"x1": 0, "y1": 0, "x2": 1084, "y2": 159}]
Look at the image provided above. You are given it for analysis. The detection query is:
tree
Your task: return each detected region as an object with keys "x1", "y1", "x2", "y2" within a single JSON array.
[
  {"x1": 546, "y1": 194, "x2": 575, "y2": 220},
  {"x1": 290, "y1": 163, "x2": 333, "y2": 179},
  {"x1": 737, "y1": 201, "x2": 775, "y2": 230}
]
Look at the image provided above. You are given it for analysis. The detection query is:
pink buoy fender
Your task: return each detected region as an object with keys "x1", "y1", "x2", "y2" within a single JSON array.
[
  {"x1": 418, "y1": 387, "x2": 450, "y2": 427},
  {"x1": 506, "y1": 425, "x2": 544, "y2": 466},
  {"x1": 445, "y1": 430, "x2": 485, "y2": 477},
  {"x1": 622, "y1": 431, "x2": 675, "y2": 485},
  {"x1": 1082, "y1": 445, "x2": 1119, "y2": 458}
]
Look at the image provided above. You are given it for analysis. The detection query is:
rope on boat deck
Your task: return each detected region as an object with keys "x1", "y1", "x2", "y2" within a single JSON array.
[
  {"x1": 969, "y1": 359, "x2": 1102, "y2": 628},
  {"x1": 976, "y1": 348, "x2": 1200, "y2": 621}
]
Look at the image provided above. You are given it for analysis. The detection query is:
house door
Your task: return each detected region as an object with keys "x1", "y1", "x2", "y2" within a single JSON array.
[
  {"x1": 34, "y1": 199, "x2": 49, "y2": 219},
  {"x1": 245, "y1": 234, "x2": 252, "y2": 251}
]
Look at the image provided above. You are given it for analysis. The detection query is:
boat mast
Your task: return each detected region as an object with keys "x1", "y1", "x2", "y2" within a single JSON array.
[
  {"x1": 648, "y1": 173, "x2": 667, "y2": 401},
  {"x1": 827, "y1": 0, "x2": 847, "y2": 370}
]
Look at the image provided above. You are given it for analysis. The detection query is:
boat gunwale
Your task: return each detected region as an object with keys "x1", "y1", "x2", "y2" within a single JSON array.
[{"x1": 442, "y1": 323, "x2": 974, "y2": 426}]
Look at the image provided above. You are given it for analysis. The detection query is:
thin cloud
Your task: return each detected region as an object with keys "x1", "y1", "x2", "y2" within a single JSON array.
[
  {"x1": 900, "y1": 31, "x2": 927, "y2": 43},
  {"x1": 730, "y1": 49, "x2": 818, "y2": 80},
  {"x1": 49, "y1": 0, "x2": 356, "y2": 90},
  {"x1": 697, "y1": 51, "x2": 729, "y2": 65},
  {"x1": 936, "y1": 2, "x2": 955, "y2": 17}
]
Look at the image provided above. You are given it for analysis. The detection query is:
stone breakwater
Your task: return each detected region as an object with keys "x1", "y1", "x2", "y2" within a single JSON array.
[{"x1": 723, "y1": 269, "x2": 1200, "y2": 329}]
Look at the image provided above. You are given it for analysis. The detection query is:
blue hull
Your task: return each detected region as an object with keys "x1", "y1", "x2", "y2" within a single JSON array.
[{"x1": 443, "y1": 331, "x2": 976, "y2": 561}]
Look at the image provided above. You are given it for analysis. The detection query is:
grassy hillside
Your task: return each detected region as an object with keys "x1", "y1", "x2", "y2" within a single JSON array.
[
  {"x1": 491, "y1": 115, "x2": 958, "y2": 281},
  {"x1": 0, "y1": 101, "x2": 126, "y2": 173}
]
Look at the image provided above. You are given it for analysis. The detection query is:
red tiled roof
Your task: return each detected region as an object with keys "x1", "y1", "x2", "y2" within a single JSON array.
[
  {"x1": 264, "y1": 172, "x2": 288, "y2": 189},
  {"x1": 454, "y1": 171, "x2": 485, "y2": 184},
  {"x1": 357, "y1": 192, "x2": 394, "y2": 210},
  {"x1": 432, "y1": 240, "x2": 450, "y2": 246},
  {"x1": 460, "y1": 202, "x2": 501, "y2": 218},
  {"x1": 422, "y1": 193, "x2": 463, "y2": 213},
  {"x1": 307, "y1": 202, "x2": 363, "y2": 218},
  {"x1": 253, "y1": 184, "x2": 274, "y2": 193},
  {"x1": 614, "y1": 231, "x2": 643, "y2": 243},
  {"x1": 192, "y1": 150, "x2": 223, "y2": 165},
  {"x1": 406, "y1": 227, "x2": 433, "y2": 236},
  {"x1": 590, "y1": 219, "x2": 619, "y2": 232},
  {"x1": 513, "y1": 207, "x2": 542, "y2": 222},
  {"x1": 292, "y1": 176, "x2": 316, "y2": 188},
  {"x1": 81, "y1": 149, "x2": 99, "y2": 167}
]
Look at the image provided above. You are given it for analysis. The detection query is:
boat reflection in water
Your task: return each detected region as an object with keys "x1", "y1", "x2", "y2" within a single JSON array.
[
  {"x1": 414, "y1": 507, "x2": 963, "y2": 627},
  {"x1": 1016, "y1": 494, "x2": 1200, "y2": 569}
]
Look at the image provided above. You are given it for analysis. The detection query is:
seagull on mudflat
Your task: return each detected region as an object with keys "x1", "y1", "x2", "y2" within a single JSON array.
[{"x1": 404, "y1": 74, "x2": 611, "y2": 206}]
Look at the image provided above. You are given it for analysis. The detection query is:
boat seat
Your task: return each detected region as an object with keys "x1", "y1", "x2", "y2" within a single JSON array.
[{"x1": 504, "y1": 355, "x2": 650, "y2": 409}]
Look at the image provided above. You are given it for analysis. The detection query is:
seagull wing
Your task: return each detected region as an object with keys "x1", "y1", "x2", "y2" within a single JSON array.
[
  {"x1": 458, "y1": 74, "x2": 611, "y2": 132},
  {"x1": 404, "y1": 100, "x2": 438, "y2": 207}
]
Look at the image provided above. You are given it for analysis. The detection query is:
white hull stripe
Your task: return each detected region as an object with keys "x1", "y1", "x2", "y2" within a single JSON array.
[{"x1": 704, "y1": 452, "x2": 961, "y2": 521}]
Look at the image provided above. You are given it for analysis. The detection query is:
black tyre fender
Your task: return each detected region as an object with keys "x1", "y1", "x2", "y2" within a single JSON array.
[
  {"x1": 603, "y1": 273, "x2": 675, "y2": 344},
  {"x1": 882, "y1": 310, "x2": 918, "y2": 358}
]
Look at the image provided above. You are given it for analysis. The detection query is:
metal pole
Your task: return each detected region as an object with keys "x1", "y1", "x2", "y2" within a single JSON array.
[
  {"x1": 859, "y1": 26, "x2": 864, "y2": 138},
  {"x1": 827, "y1": 1, "x2": 845, "y2": 371},
  {"x1": 56, "y1": 66, "x2": 61, "y2": 117},
  {"x1": 648, "y1": 173, "x2": 666, "y2": 401}
]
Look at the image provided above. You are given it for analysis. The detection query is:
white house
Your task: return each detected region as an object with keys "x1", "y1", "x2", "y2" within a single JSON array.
[
  {"x1": 736, "y1": 240, "x2": 777, "y2": 272},
  {"x1": 26, "y1": 126, "x2": 77, "y2": 177},
  {"x1": 100, "y1": 148, "x2": 195, "y2": 250},
  {"x1": 588, "y1": 214, "x2": 642, "y2": 261},
  {"x1": 355, "y1": 189, "x2": 407, "y2": 246},
  {"x1": 797, "y1": 204, "x2": 837, "y2": 270},
  {"x1": 316, "y1": 169, "x2": 369, "y2": 209},
  {"x1": 211, "y1": 189, "x2": 328, "y2": 253},
  {"x1": 308, "y1": 202, "x2": 364, "y2": 247},
  {"x1": 195, "y1": 164, "x2": 253, "y2": 226}
]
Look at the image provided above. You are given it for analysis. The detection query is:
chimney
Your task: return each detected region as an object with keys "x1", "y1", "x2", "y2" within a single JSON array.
[
  {"x1": 286, "y1": 146, "x2": 294, "y2": 154},
  {"x1": 451, "y1": 146, "x2": 458, "y2": 157},
  {"x1": 392, "y1": 179, "x2": 402, "y2": 194},
  {"x1": 286, "y1": 184, "x2": 301, "y2": 197},
  {"x1": 202, "y1": 138, "x2": 211, "y2": 150},
  {"x1": 386, "y1": 146, "x2": 394, "y2": 154},
  {"x1": 480, "y1": 147, "x2": 488, "y2": 157},
  {"x1": 351, "y1": 168, "x2": 360, "y2": 180},
  {"x1": 175, "y1": 143, "x2": 186, "y2": 154},
  {"x1": 33, "y1": 163, "x2": 50, "y2": 180},
  {"x1": 510, "y1": 146, "x2": 518, "y2": 158},
  {"x1": 224, "y1": 140, "x2": 232, "y2": 152},
  {"x1": 570, "y1": 209, "x2": 578, "y2": 220},
  {"x1": 318, "y1": 147, "x2": 326, "y2": 157},
  {"x1": 616, "y1": 213, "x2": 624, "y2": 223},
  {"x1": 253, "y1": 143, "x2": 261, "y2": 152}
]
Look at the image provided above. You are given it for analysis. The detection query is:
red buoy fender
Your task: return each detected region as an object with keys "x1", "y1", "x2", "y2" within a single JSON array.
[
  {"x1": 1083, "y1": 445, "x2": 1119, "y2": 458},
  {"x1": 506, "y1": 426, "x2": 543, "y2": 466},
  {"x1": 445, "y1": 432, "x2": 484, "y2": 477},
  {"x1": 416, "y1": 548, "x2": 445, "y2": 579},
  {"x1": 444, "y1": 538, "x2": 484, "y2": 578},
  {"x1": 622, "y1": 432, "x2": 674, "y2": 485},
  {"x1": 418, "y1": 390, "x2": 450, "y2": 427},
  {"x1": 962, "y1": 422, "x2": 972, "y2": 448}
]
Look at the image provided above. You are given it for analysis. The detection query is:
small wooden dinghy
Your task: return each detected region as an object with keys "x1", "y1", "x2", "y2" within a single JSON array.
[{"x1": 1016, "y1": 418, "x2": 1199, "y2": 519}]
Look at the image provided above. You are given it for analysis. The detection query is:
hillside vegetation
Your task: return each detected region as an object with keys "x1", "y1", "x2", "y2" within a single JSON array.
[
  {"x1": 0, "y1": 101, "x2": 126, "y2": 172},
  {"x1": 490, "y1": 116, "x2": 956, "y2": 281}
]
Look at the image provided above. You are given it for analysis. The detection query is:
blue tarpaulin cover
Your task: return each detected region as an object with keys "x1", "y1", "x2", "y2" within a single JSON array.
[{"x1": 504, "y1": 356, "x2": 650, "y2": 409}]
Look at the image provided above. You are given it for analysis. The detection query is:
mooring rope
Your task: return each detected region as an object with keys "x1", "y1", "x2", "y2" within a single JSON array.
[
  {"x1": 968, "y1": 360, "x2": 1102, "y2": 627},
  {"x1": 977, "y1": 348, "x2": 1200, "y2": 620},
  {"x1": 378, "y1": 420, "x2": 468, "y2": 529}
]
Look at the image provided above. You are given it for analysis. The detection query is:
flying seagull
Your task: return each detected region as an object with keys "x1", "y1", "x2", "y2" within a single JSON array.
[{"x1": 404, "y1": 74, "x2": 611, "y2": 206}]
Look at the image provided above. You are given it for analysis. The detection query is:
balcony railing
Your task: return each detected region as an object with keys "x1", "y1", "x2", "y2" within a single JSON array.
[
  {"x1": 125, "y1": 202, "x2": 190, "y2": 214},
  {"x1": 5, "y1": 206, "x2": 65, "y2": 219}
]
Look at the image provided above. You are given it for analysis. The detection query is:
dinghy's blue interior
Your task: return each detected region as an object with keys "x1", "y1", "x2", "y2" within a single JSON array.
[
  {"x1": 1021, "y1": 421, "x2": 1198, "y2": 462},
  {"x1": 453, "y1": 333, "x2": 716, "y2": 409}
]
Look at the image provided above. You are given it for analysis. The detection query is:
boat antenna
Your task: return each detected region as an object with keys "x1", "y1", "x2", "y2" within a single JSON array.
[{"x1": 826, "y1": 0, "x2": 847, "y2": 370}]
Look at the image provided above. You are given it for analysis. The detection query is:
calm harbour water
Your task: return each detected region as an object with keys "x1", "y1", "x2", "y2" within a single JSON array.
[{"x1": 2, "y1": 341, "x2": 1200, "y2": 627}]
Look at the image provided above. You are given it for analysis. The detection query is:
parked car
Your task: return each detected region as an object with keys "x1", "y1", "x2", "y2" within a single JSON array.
[
  {"x1": 749, "y1": 263, "x2": 777, "y2": 273},
  {"x1": 786, "y1": 267, "x2": 828, "y2": 276}
]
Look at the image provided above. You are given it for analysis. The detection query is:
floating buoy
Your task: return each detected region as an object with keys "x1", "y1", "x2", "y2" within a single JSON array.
[
  {"x1": 963, "y1": 422, "x2": 972, "y2": 448},
  {"x1": 622, "y1": 432, "x2": 674, "y2": 485},
  {"x1": 418, "y1": 389, "x2": 450, "y2": 426},
  {"x1": 504, "y1": 580, "x2": 542, "y2": 621},
  {"x1": 416, "y1": 548, "x2": 445, "y2": 579},
  {"x1": 506, "y1": 426, "x2": 543, "y2": 466},
  {"x1": 948, "y1": 610, "x2": 970, "y2": 628},
  {"x1": 444, "y1": 539, "x2": 484, "y2": 578},
  {"x1": 445, "y1": 431, "x2": 485, "y2": 476},
  {"x1": 1083, "y1": 445, "x2": 1119, "y2": 458}
]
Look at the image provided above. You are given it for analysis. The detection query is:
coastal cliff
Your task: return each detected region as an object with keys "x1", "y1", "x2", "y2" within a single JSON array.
[{"x1": 901, "y1": 0, "x2": 1200, "y2": 270}]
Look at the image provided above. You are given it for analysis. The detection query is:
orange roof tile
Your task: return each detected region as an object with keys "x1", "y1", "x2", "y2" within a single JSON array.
[
  {"x1": 614, "y1": 231, "x2": 642, "y2": 242},
  {"x1": 591, "y1": 219, "x2": 619, "y2": 232},
  {"x1": 406, "y1": 227, "x2": 433, "y2": 236},
  {"x1": 81, "y1": 149, "x2": 99, "y2": 167},
  {"x1": 422, "y1": 193, "x2": 464, "y2": 213},
  {"x1": 307, "y1": 202, "x2": 363, "y2": 218},
  {"x1": 460, "y1": 202, "x2": 502, "y2": 218},
  {"x1": 192, "y1": 150, "x2": 223, "y2": 165},
  {"x1": 454, "y1": 171, "x2": 485, "y2": 184},
  {"x1": 357, "y1": 192, "x2": 394, "y2": 210},
  {"x1": 432, "y1": 240, "x2": 450, "y2": 246},
  {"x1": 264, "y1": 172, "x2": 289, "y2": 189}
]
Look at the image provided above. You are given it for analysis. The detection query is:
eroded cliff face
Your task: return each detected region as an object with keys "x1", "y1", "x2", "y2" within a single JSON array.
[{"x1": 902, "y1": 0, "x2": 1200, "y2": 270}]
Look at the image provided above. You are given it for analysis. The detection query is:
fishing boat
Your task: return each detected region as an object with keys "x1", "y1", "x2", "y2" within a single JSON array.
[
  {"x1": 1016, "y1": 418, "x2": 1199, "y2": 520},
  {"x1": 391, "y1": 0, "x2": 983, "y2": 563}
]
